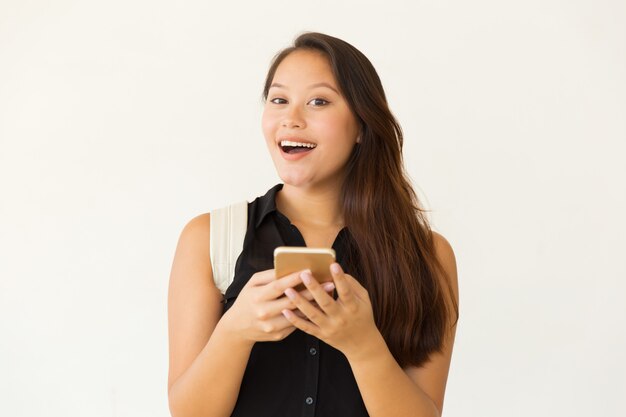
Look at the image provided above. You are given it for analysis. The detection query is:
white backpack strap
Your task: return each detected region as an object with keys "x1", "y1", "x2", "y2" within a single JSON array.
[{"x1": 210, "y1": 201, "x2": 248, "y2": 294}]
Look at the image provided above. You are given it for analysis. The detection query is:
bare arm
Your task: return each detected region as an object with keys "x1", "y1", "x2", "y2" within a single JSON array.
[
  {"x1": 167, "y1": 213, "x2": 334, "y2": 417},
  {"x1": 167, "y1": 213, "x2": 254, "y2": 417}
]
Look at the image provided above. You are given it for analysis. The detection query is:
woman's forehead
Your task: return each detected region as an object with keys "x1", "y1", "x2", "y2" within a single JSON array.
[{"x1": 271, "y1": 50, "x2": 337, "y2": 88}]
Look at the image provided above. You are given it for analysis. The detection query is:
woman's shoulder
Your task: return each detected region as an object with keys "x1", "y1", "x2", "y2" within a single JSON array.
[
  {"x1": 181, "y1": 212, "x2": 211, "y2": 234},
  {"x1": 176, "y1": 213, "x2": 212, "y2": 256},
  {"x1": 431, "y1": 231, "x2": 455, "y2": 263},
  {"x1": 430, "y1": 231, "x2": 458, "y2": 290}
]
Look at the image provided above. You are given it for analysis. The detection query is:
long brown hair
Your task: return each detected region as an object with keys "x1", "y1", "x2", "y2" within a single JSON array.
[{"x1": 261, "y1": 32, "x2": 459, "y2": 368}]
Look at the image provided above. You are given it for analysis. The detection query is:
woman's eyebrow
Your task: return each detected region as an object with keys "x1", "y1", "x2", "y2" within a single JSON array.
[{"x1": 269, "y1": 82, "x2": 339, "y2": 94}]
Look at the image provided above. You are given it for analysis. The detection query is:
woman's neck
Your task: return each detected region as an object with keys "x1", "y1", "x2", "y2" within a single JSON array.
[{"x1": 276, "y1": 182, "x2": 344, "y2": 229}]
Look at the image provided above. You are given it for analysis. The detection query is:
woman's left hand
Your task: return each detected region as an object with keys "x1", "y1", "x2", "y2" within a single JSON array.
[{"x1": 281, "y1": 263, "x2": 382, "y2": 358}]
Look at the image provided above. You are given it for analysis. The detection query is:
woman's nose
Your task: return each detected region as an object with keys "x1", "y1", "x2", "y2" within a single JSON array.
[{"x1": 281, "y1": 106, "x2": 305, "y2": 128}]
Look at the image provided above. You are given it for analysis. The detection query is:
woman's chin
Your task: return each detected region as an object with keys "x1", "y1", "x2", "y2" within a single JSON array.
[
  {"x1": 277, "y1": 171, "x2": 344, "y2": 191},
  {"x1": 276, "y1": 172, "x2": 314, "y2": 188}
]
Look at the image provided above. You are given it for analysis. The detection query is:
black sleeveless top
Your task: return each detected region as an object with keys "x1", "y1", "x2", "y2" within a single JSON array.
[{"x1": 223, "y1": 183, "x2": 370, "y2": 417}]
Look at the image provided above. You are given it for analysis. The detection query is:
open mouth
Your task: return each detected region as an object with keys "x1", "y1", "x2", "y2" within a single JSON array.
[{"x1": 280, "y1": 140, "x2": 317, "y2": 154}]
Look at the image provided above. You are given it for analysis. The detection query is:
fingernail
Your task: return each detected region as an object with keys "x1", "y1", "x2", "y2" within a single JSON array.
[
  {"x1": 322, "y1": 282, "x2": 335, "y2": 291},
  {"x1": 330, "y1": 263, "x2": 342, "y2": 274},
  {"x1": 284, "y1": 288, "x2": 296, "y2": 300},
  {"x1": 300, "y1": 271, "x2": 312, "y2": 284}
]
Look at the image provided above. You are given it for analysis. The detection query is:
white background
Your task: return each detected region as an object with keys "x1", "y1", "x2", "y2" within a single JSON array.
[{"x1": 1, "y1": 1, "x2": 625, "y2": 416}]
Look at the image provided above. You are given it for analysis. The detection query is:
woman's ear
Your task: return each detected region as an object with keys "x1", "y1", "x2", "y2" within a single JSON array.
[{"x1": 356, "y1": 125, "x2": 364, "y2": 143}]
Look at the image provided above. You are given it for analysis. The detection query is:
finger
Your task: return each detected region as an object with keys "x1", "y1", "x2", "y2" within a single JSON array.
[
  {"x1": 262, "y1": 270, "x2": 305, "y2": 300},
  {"x1": 293, "y1": 309, "x2": 307, "y2": 319},
  {"x1": 300, "y1": 282, "x2": 335, "y2": 311},
  {"x1": 300, "y1": 282, "x2": 336, "y2": 301},
  {"x1": 281, "y1": 308, "x2": 320, "y2": 338},
  {"x1": 259, "y1": 313, "x2": 298, "y2": 333},
  {"x1": 259, "y1": 278, "x2": 335, "y2": 319},
  {"x1": 330, "y1": 263, "x2": 355, "y2": 304},
  {"x1": 300, "y1": 271, "x2": 340, "y2": 316},
  {"x1": 342, "y1": 273, "x2": 369, "y2": 300},
  {"x1": 265, "y1": 283, "x2": 333, "y2": 319},
  {"x1": 249, "y1": 269, "x2": 278, "y2": 285},
  {"x1": 284, "y1": 285, "x2": 327, "y2": 328}
]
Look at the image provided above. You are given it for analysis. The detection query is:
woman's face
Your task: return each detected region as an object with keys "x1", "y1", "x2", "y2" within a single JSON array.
[{"x1": 262, "y1": 49, "x2": 360, "y2": 190}]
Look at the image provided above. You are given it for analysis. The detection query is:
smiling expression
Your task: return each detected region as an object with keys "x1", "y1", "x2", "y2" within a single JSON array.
[{"x1": 262, "y1": 49, "x2": 361, "y2": 189}]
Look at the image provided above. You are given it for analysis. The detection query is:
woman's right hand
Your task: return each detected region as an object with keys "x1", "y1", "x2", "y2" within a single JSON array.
[{"x1": 219, "y1": 269, "x2": 335, "y2": 345}]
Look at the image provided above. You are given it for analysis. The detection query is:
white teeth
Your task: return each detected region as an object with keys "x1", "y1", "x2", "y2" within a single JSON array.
[{"x1": 280, "y1": 140, "x2": 317, "y2": 148}]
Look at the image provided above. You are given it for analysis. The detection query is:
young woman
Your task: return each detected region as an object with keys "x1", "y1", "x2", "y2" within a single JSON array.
[{"x1": 167, "y1": 32, "x2": 459, "y2": 417}]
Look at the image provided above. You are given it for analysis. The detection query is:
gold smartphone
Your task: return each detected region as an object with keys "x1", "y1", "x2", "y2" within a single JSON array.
[{"x1": 274, "y1": 246, "x2": 336, "y2": 292}]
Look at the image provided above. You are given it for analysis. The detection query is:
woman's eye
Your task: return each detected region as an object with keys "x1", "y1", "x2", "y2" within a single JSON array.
[
  {"x1": 309, "y1": 98, "x2": 328, "y2": 106},
  {"x1": 268, "y1": 97, "x2": 328, "y2": 106}
]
